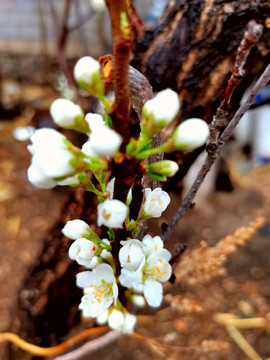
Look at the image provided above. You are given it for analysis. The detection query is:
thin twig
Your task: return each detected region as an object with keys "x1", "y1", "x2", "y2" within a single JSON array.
[
  {"x1": 162, "y1": 61, "x2": 270, "y2": 241},
  {"x1": 207, "y1": 20, "x2": 263, "y2": 150},
  {"x1": 55, "y1": 330, "x2": 122, "y2": 360}
]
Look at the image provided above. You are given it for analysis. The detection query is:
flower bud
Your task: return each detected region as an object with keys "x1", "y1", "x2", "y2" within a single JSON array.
[
  {"x1": 108, "y1": 310, "x2": 137, "y2": 334},
  {"x1": 28, "y1": 161, "x2": 57, "y2": 189},
  {"x1": 28, "y1": 128, "x2": 85, "y2": 179},
  {"x1": 174, "y1": 118, "x2": 209, "y2": 150},
  {"x1": 69, "y1": 238, "x2": 97, "y2": 266},
  {"x1": 50, "y1": 99, "x2": 89, "y2": 133},
  {"x1": 97, "y1": 199, "x2": 128, "y2": 228},
  {"x1": 141, "y1": 89, "x2": 180, "y2": 136},
  {"x1": 85, "y1": 113, "x2": 105, "y2": 131},
  {"x1": 62, "y1": 219, "x2": 90, "y2": 240},
  {"x1": 74, "y1": 56, "x2": 104, "y2": 95},
  {"x1": 82, "y1": 127, "x2": 122, "y2": 158},
  {"x1": 147, "y1": 160, "x2": 179, "y2": 178}
]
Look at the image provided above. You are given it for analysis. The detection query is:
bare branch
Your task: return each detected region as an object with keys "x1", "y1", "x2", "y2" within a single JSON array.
[
  {"x1": 55, "y1": 331, "x2": 122, "y2": 360},
  {"x1": 162, "y1": 61, "x2": 270, "y2": 241},
  {"x1": 207, "y1": 20, "x2": 263, "y2": 150}
]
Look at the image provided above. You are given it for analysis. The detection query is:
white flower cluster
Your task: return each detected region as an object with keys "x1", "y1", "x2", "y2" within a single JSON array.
[
  {"x1": 25, "y1": 55, "x2": 209, "y2": 336},
  {"x1": 62, "y1": 186, "x2": 171, "y2": 333},
  {"x1": 119, "y1": 234, "x2": 172, "y2": 307}
]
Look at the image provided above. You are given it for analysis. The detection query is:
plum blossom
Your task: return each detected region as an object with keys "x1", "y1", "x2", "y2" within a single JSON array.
[
  {"x1": 74, "y1": 56, "x2": 103, "y2": 95},
  {"x1": 85, "y1": 113, "x2": 105, "y2": 131},
  {"x1": 108, "y1": 309, "x2": 137, "y2": 333},
  {"x1": 62, "y1": 219, "x2": 90, "y2": 240},
  {"x1": 119, "y1": 239, "x2": 145, "y2": 271},
  {"x1": 142, "y1": 234, "x2": 164, "y2": 257},
  {"x1": 76, "y1": 264, "x2": 118, "y2": 317},
  {"x1": 97, "y1": 199, "x2": 128, "y2": 228},
  {"x1": 144, "y1": 188, "x2": 170, "y2": 218},
  {"x1": 50, "y1": 98, "x2": 85, "y2": 129},
  {"x1": 27, "y1": 128, "x2": 79, "y2": 181},
  {"x1": 82, "y1": 126, "x2": 122, "y2": 158},
  {"x1": 106, "y1": 178, "x2": 132, "y2": 203},
  {"x1": 174, "y1": 118, "x2": 209, "y2": 150},
  {"x1": 119, "y1": 234, "x2": 172, "y2": 308},
  {"x1": 143, "y1": 89, "x2": 180, "y2": 126},
  {"x1": 68, "y1": 238, "x2": 97, "y2": 267}
]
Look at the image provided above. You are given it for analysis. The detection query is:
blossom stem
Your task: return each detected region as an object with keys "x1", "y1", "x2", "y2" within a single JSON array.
[{"x1": 97, "y1": 94, "x2": 112, "y2": 114}]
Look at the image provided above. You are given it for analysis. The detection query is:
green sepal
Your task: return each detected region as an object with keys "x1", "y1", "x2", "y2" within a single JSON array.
[
  {"x1": 107, "y1": 228, "x2": 114, "y2": 240},
  {"x1": 105, "y1": 114, "x2": 113, "y2": 129},
  {"x1": 145, "y1": 171, "x2": 167, "y2": 182}
]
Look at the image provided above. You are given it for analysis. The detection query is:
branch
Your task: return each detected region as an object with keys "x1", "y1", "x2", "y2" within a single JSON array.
[
  {"x1": 55, "y1": 331, "x2": 123, "y2": 360},
  {"x1": 207, "y1": 20, "x2": 263, "y2": 150},
  {"x1": 48, "y1": 0, "x2": 76, "y2": 88},
  {"x1": 162, "y1": 61, "x2": 270, "y2": 241},
  {"x1": 0, "y1": 326, "x2": 108, "y2": 357}
]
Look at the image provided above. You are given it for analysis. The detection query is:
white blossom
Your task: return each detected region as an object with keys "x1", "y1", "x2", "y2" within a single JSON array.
[
  {"x1": 130, "y1": 294, "x2": 146, "y2": 308},
  {"x1": 69, "y1": 238, "x2": 97, "y2": 267},
  {"x1": 28, "y1": 161, "x2": 57, "y2": 189},
  {"x1": 106, "y1": 178, "x2": 132, "y2": 202},
  {"x1": 119, "y1": 248, "x2": 172, "y2": 308},
  {"x1": 85, "y1": 113, "x2": 105, "y2": 131},
  {"x1": 174, "y1": 118, "x2": 209, "y2": 149},
  {"x1": 143, "y1": 89, "x2": 180, "y2": 125},
  {"x1": 82, "y1": 127, "x2": 122, "y2": 158},
  {"x1": 28, "y1": 128, "x2": 76, "y2": 179},
  {"x1": 62, "y1": 219, "x2": 90, "y2": 240},
  {"x1": 142, "y1": 234, "x2": 164, "y2": 257},
  {"x1": 50, "y1": 99, "x2": 84, "y2": 128},
  {"x1": 76, "y1": 264, "x2": 118, "y2": 317},
  {"x1": 97, "y1": 199, "x2": 128, "y2": 228},
  {"x1": 96, "y1": 310, "x2": 109, "y2": 325},
  {"x1": 74, "y1": 56, "x2": 100, "y2": 83},
  {"x1": 144, "y1": 188, "x2": 170, "y2": 218},
  {"x1": 108, "y1": 310, "x2": 137, "y2": 334},
  {"x1": 119, "y1": 239, "x2": 145, "y2": 271}
]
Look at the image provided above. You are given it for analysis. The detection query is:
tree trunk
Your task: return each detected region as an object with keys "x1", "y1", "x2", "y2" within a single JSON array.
[{"x1": 132, "y1": 0, "x2": 270, "y2": 122}]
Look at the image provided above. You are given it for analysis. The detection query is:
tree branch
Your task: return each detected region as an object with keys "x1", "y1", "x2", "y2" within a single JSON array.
[
  {"x1": 162, "y1": 61, "x2": 270, "y2": 241},
  {"x1": 207, "y1": 20, "x2": 263, "y2": 151},
  {"x1": 55, "y1": 330, "x2": 122, "y2": 360}
]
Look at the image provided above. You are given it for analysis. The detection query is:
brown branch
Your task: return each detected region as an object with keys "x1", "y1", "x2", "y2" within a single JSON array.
[
  {"x1": 162, "y1": 61, "x2": 270, "y2": 241},
  {"x1": 48, "y1": 0, "x2": 76, "y2": 88},
  {"x1": 126, "y1": 0, "x2": 145, "y2": 38},
  {"x1": 207, "y1": 20, "x2": 263, "y2": 150},
  {"x1": 106, "y1": 0, "x2": 132, "y2": 144},
  {"x1": 54, "y1": 330, "x2": 122, "y2": 360},
  {"x1": 0, "y1": 326, "x2": 108, "y2": 357}
]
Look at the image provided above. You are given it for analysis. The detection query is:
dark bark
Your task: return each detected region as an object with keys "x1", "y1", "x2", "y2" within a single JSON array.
[{"x1": 132, "y1": 0, "x2": 270, "y2": 123}]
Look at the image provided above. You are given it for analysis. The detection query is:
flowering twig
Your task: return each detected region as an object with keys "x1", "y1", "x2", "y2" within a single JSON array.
[
  {"x1": 207, "y1": 20, "x2": 263, "y2": 150},
  {"x1": 162, "y1": 60, "x2": 270, "y2": 241},
  {"x1": 0, "y1": 326, "x2": 108, "y2": 357}
]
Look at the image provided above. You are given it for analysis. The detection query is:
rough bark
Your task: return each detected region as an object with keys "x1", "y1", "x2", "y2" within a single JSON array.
[{"x1": 132, "y1": 0, "x2": 270, "y2": 123}]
